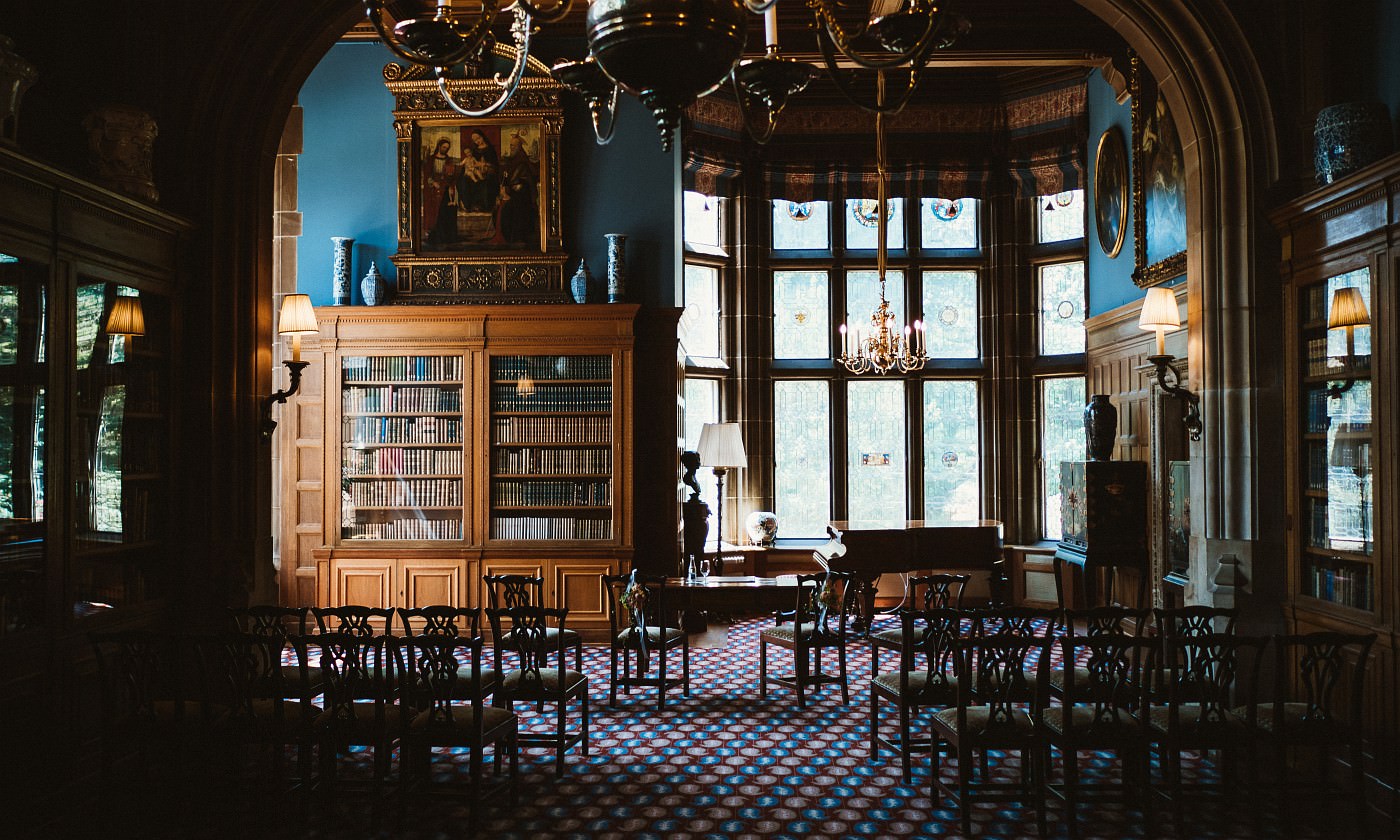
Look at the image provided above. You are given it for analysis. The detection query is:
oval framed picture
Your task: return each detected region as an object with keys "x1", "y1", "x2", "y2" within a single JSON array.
[{"x1": 1094, "y1": 125, "x2": 1128, "y2": 259}]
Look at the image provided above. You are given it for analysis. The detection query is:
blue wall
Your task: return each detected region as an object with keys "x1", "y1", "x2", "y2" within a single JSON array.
[
  {"x1": 298, "y1": 42, "x2": 679, "y2": 307},
  {"x1": 1378, "y1": 2, "x2": 1400, "y2": 141},
  {"x1": 1085, "y1": 68, "x2": 1138, "y2": 316}
]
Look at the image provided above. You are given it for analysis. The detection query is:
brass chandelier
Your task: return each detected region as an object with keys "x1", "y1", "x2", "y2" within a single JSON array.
[
  {"x1": 836, "y1": 71, "x2": 927, "y2": 375},
  {"x1": 363, "y1": 0, "x2": 969, "y2": 150}
]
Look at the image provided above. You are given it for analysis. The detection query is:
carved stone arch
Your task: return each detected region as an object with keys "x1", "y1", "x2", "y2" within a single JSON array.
[{"x1": 1075, "y1": 0, "x2": 1280, "y2": 608}]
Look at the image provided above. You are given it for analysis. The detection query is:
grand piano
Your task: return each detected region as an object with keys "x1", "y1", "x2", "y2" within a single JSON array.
[{"x1": 825, "y1": 519, "x2": 1005, "y2": 630}]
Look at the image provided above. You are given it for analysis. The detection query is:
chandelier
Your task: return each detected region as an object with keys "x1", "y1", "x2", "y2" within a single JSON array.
[
  {"x1": 362, "y1": 0, "x2": 969, "y2": 150},
  {"x1": 836, "y1": 72, "x2": 927, "y2": 375}
]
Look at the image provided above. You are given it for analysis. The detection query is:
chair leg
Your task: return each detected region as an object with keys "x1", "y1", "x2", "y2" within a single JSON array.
[
  {"x1": 899, "y1": 699, "x2": 912, "y2": 783},
  {"x1": 658, "y1": 644, "x2": 668, "y2": 712},
  {"x1": 838, "y1": 643, "x2": 849, "y2": 705},
  {"x1": 759, "y1": 639, "x2": 768, "y2": 699},
  {"x1": 555, "y1": 697, "x2": 567, "y2": 777},
  {"x1": 608, "y1": 645, "x2": 618, "y2": 707},
  {"x1": 959, "y1": 743, "x2": 973, "y2": 835},
  {"x1": 795, "y1": 647, "x2": 808, "y2": 709},
  {"x1": 575, "y1": 640, "x2": 583, "y2": 674},
  {"x1": 1063, "y1": 745, "x2": 1080, "y2": 840},
  {"x1": 682, "y1": 639, "x2": 691, "y2": 696},
  {"x1": 869, "y1": 690, "x2": 880, "y2": 760},
  {"x1": 581, "y1": 690, "x2": 590, "y2": 757}
]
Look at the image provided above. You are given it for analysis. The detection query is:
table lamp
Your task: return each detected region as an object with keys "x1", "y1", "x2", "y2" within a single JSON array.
[{"x1": 697, "y1": 422, "x2": 746, "y2": 554}]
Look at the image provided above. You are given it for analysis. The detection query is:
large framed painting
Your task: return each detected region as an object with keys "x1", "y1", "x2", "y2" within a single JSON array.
[
  {"x1": 1093, "y1": 125, "x2": 1128, "y2": 259},
  {"x1": 1130, "y1": 54, "x2": 1187, "y2": 288},
  {"x1": 384, "y1": 61, "x2": 567, "y2": 303}
]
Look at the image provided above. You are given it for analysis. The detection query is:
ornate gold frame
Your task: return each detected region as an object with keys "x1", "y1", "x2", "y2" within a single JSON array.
[
  {"x1": 1094, "y1": 125, "x2": 1128, "y2": 259},
  {"x1": 1130, "y1": 53, "x2": 1187, "y2": 288},
  {"x1": 384, "y1": 57, "x2": 567, "y2": 303}
]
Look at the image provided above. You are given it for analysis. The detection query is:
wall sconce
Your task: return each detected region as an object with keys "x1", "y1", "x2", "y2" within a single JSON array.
[
  {"x1": 104, "y1": 295, "x2": 145, "y2": 353},
  {"x1": 1138, "y1": 286, "x2": 1202, "y2": 441},
  {"x1": 261, "y1": 293, "x2": 317, "y2": 441},
  {"x1": 1325, "y1": 285, "x2": 1370, "y2": 399},
  {"x1": 697, "y1": 422, "x2": 747, "y2": 554}
]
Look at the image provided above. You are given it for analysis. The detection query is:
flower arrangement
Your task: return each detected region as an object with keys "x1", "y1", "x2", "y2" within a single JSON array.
[
  {"x1": 807, "y1": 580, "x2": 839, "y2": 614},
  {"x1": 619, "y1": 581, "x2": 647, "y2": 615}
]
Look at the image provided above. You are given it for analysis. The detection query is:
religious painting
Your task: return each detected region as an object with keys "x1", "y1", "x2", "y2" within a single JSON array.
[
  {"x1": 1130, "y1": 54, "x2": 1187, "y2": 288},
  {"x1": 384, "y1": 64, "x2": 567, "y2": 303},
  {"x1": 1166, "y1": 459, "x2": 1190, "y2": 574},
  {"x1": 1093, "y1": 125, "x2": 1128, "y2": 259}
]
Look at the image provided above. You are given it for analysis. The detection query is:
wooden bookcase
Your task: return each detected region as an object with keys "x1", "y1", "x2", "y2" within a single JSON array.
[
  {"x1": 305, "y1": 304, "x2": 637, "y2": 638},
  {"x1": 1270, "y1": 152, "x2": 1398, "y2": 796}
]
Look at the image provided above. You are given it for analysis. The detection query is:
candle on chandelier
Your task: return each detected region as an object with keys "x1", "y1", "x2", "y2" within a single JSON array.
[
  {"x1": 914, "y1": 319, "x2": 925, "y2": 355},
  {"x1": 764, "y1": 6, "x2": 779, "y2": 49},
  {"x1": 839, "y1": 323, "x2": 848, "y2": 357}
]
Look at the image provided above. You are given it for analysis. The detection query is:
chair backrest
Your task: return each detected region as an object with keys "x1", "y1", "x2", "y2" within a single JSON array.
[
  {"x1": 910, "y1": 573, "x2": 970, "y2": 610},
  {"x1": 1056, "y1": 633, "x2": 1155, "y2": 722},
  {"x1": 954, "y1": 634, "x2": 1051, "y2": 725},
  {"x1": 1154, "y1": 605, "x2": 1237, "y2": 641},
  {"x1": 794, "y1": 571, "x2": 858, "y2": 640},
  {"x1": 602, "y1": 572, "x2": 669, "y2": 636},
  {"x1": 970, "y1": 605, "x2": 1061, "y2": 638},
  {"x1": 487, "y1": 605, "x2": 569, "y2": 682},
  {"x1": 483, "y1": 574, "x2": 546, "y2": 611},
  {"x1": 1271, "y1": 631, "x2": 1376, "y2": 734},
  {"x1": 397, "y1": 605, "x2": 481, "y2": 638},
  {"x1": 229, "y1": 605, "x2": 309, "y2": 639},
  {"x1": 1161, "y1": 632, "x2": 1266, "y2": 724},
  {"x1": 394, "y1": 634, "x2": 486, "y2": 729},
  {"x1": 899, "y1": 607, "x2": 962, "y2": 693},
  {"x1": 1065, "y1": 606, "x2": 1152, "y2": 637},
  {"x1": 292, "y1": 632, "x2": 394, "y2": 723},
  {"x1": 311, "y1": 605, "x2": 396, "y2": 636},
  {"x1": 90, "y1": 630, "x2": 214, "y2": 725}
]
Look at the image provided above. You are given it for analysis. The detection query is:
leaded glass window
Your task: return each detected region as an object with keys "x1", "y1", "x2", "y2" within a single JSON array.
[
  {"x1": 921, "y1": 271, "x2": 978, "y2": 359},
  {"x1": 923, "y1": 380, "x2": 980, "y2": 524},
  {"x1": 920, "y1": 198, "x2": 979, "y2": 250},
  {"x1": 684, "y1": 377, "x2": 721, "y2": 513},
  {"x1": 772, "y1": 200, "x2": 830, "y2": 251},
  {"x1": 845, "y1": 198, "x2": 904, "y2": 251},
  {"x1": 682, "y1": 264, "x2": 721, "y2": 359},
  {"x1": 1039, "y1": 260, "x2": 1085, "y2": 355},
  {"x1": 846, "y1": 270, "x2": 905, "y2": 341},
  {"x1": 847, "y1": 380, "x2": 907, "y2": 523},
  {"x1": 1038, "y1": 189, "x2": 1084, "y2": 243},
  {"x1": 1040, "y1": 376, "x2": 1086, "y2": 540},
  {"x1": 774, "y1": 270, "x2": 830, "y2": 359},
  {"x1": 774, "y1": 380, "x2": 832, "y2": 538},
  {"x1": 683, "y1": 191, "x2": 723, "y2": 250}
]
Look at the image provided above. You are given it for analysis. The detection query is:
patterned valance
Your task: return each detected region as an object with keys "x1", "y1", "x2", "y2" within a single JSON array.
[{"x1": 682, "y1": 73, "x2": 1088, "y2": 202}]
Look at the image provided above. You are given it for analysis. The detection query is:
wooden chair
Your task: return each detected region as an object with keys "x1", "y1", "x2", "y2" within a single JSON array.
[
  {"x1": 868, "y1": 573, "x2": 969, "y2": 674},
  {"x1": 394, "y1": 634, "x2": 518, "y2": 813},
  {"x1": 229, "y1": 605, "x2": 320, "y2": 700},
  {"x1": 396, "y1": 606, "x2": 498, "y2": 701},
  {"x1": 931, "y1": 633, "x2": 1052, "y2": 836},
  {"x1": 1236, "y1": 631, "x2": 1376, "y2": 831},
  {"x1": 1043, "y1": 633, "x2": 1156, "y2": 839},
  {"x1": 1147, "y1": 631, "x2": 1267, "y2": 829},
  {"x1": 602, "y1": 572, "x2": 690, "y2": 710},
  {"x1": 483, "y1": 573, "x2": 584, "y2": 672},
  {"x1": 487, "y1": 605, "x2": 589, "y2": 776},
  {"x1": 869, "y1": 607, "x2": 961, "y2": 782},
  {"x1": 969, "y1": 605, "x2": 1064, "y2": 638},
  {"x1": 759, "y1": 571, "x2": 859, "y2": 708},
  {"x1": 216, "y1": 631, "x2": 319, "y2": 792},
  {"x1": 311, "y1": 605, "x2": 396, "y2": 636},
  {"x1": 290, "y1": 632, "x2": 399, "y2": 807},
  {"x1": 1049, "y1": 606, "x2": 1152, "y2": 702}
]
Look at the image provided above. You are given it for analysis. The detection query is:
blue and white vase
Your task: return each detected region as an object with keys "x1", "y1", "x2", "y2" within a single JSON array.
[
  {"x1": 1314, "y1": 102, "x2": 1394, "y2": 185},
  {"x1": 570, "y1": 259, "x2": 593, "y2": 304},
  {"x1": 330, "y1": 236, "x2": 354, "y2": 306},
  {"x1": 605, "y1": 233, "x2": 627, "y2": 303},
  {"x1": 361, "y1": 261, "x2": 385, "y2": 306}
]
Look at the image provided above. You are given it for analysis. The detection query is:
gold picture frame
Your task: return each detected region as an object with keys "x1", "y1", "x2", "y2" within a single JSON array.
[
  {"x1": 1094, "y1": 125, "x2": 1128, "y2": 259},
  {"x1": 384, "y1": 60, "x2": 567, "y2": 303},
  {"x1": 1130, "y1": 53, "x2": 1187, "y2": 288}
]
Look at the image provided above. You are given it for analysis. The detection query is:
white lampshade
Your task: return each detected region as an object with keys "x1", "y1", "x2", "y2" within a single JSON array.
[
  {"x1": 697, "y1": 422, "x2": 747, "y2": 469},
  {"x1": 278, "y1": 293, "x2": 318, "y2": 335},
  {"x1": 105, "y1": 295, "x2": 146, "y2": 337},
  {"x1": 1137, "y1": 286, "x2": 1181, "y2": 331},
  {"x1": 1328, "y1": 286, "x2": 1370, "y2": 330}
]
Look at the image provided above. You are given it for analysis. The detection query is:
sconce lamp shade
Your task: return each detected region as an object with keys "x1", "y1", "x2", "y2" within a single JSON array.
[
  {"x1": 1137, "y1": 287, "x2": 1181, "y2": 331},
  {"x1": 1328, "y1": 286, "x2": 1370, "y2": 330},
  {"x1": 278, "y1": 294, "x2": 319, "y2": 335},
  {"x1": 105, "y1": 295, "x2": 146, "y2": 338},
  {"x1": 697, "y1": 422, "x2": 747, "y2": 470}
]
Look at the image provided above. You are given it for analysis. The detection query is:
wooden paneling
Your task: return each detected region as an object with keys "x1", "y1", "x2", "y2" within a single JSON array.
[
  {"x1": 401, "y1": 558, "x2": 464, "y2": 609},
  {"x1": 331, "y1": 557, "x2": 394, "y2": 609},
  {"x1": 556, "y1": 561, "x2": 612, "y2": 629}
]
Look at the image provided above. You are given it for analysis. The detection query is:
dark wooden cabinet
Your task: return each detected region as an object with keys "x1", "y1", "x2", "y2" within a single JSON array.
[{"x1": 1054, "y1": 460, "x2": 1148, "y2": 605}]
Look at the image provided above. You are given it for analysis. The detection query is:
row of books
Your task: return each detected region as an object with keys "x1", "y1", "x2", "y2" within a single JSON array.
[
  {"x1": 493, "y1": 447, "x2": 612, "y2": 475},
  {"x1": 1304, "y1": 560, "x2": 1373, "y2": 611},
  {"x1": 492, "y1": 479, "x2": 610, "y2": 506},
  {"x1": 343, "y1": 518, "x2": 463, "y2": 540},
  {"x1": 491, "y1": 384, "x2": 612, "y2": 413},
  {"x1": 1305, "y1": 389, "x2": 1331, "y2": 433},
  {"x1": 1306, "y1": 444, "x2": 1327, "y2": 491},
  {"x1": 492, "y1": 416, "x2": 611, "y2": 444},
  {"x1": 492, "y1": 355, "x2": 611, "y2": 381},
  {"x1": 343, "y1": 385, "x2": 462, "y2": 413},
  {"x1": 343, "y1": 446, "x2": 465, "y2": 476},
  {"x1": 490, "y1": 516, "x2": 612, "y2": 540},
  {"x1": 1306, "y1": 497, "x2": 1329, "y2": 549},
  {"x1": 1304, "y1": 283, "x2": 1327, "y2": 323},
  {"x1": 343, "y1": 355, "x2": 462, "y2": 383},
  {"x1": 1304, "y1": 338, "x2": 1350, "y2": 377},
  {"x1": 343, "y1": 416, "x2": 463, "y2": 445},
  {"x1": 345, "y1": 478, "x2": 462, "y2": 508}
]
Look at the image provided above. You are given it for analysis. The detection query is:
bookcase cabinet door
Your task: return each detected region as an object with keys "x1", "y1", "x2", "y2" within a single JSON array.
[
  {"x1": 331, "y1": 558, "x2": 395, "y2": 609},
  {"x1": 400, "y1": 558, "x2": 464, "y2": 608}
]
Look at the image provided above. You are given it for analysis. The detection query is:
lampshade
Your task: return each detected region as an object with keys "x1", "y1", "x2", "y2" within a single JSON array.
[
  {"x1": 697, "y1": 422, "x2": 747, "y2": 469},
  {"x1": 278, "y1": 294, "x2": 318, "y2": 335},
  {"x1": 1137, "y1": 286, "x2": 1181, "y2": 331},
  {"x1": 1328, "y1": 286, "x2": 1370, "y2": 330},
  {"x1": 105, "y1": 295, "x2": 145, "y2": 337}
]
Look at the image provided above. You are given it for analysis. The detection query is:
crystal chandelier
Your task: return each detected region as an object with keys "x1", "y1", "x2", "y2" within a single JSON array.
[
  {"x1": 362, "y1": 0, "x2": 968, "y2": 150},
  {"x1": 836, "y1": 73, "x2": 927, "y2": 376}
]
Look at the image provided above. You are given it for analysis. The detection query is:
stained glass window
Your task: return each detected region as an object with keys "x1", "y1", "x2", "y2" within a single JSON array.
[
  {"x1": 920, "y1": 198, "x2": 979, "y2": 249},
  {"x1": 846, "y1": 270, "x2": 905, "y2": 349},
  {"x1": 681, "y1": 264, "x2": 721, "y2": 359},
  {"x1": 1038, "y1": 189, "x2": 1084, "y2": 243},
  {"x1": 1040, "y1": 376, "x2": 1086, "y2": 540},
  {"x1": 923, "y1": 380, "x2": 980, "y2": 524},
  {"x1": 847, "y1": 380, "x2": 907, "y2": 522},
  {"x1": 774, "y1": 380, "x2": 832, "y2": 538},
  {"x1": 845, "y1": 198, "x2": 905, "y2": 251},
  {"x1": 1039, "y1": 260, "x2": 1085, "y2": 355},
  {"x1": 683, "y1": 191, "x2": 723, "y2": 250},
  {"x1": 774, "y1": 270, "x2": 830, "y2": 359},
  {"x1": 772, "y1": 200, "x2": 830, "y2": 250},
  {"x1": 921, "y1": 271, "x2": 978, "y2": 358},
  {"x1": 684, "y1": 377, "x2": 721, "y2": 513}
]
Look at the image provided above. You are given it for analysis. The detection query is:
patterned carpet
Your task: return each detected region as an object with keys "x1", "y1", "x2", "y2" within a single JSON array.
[{"x1": 85, "y1": 616, "x2": 1372, "y2": 839}]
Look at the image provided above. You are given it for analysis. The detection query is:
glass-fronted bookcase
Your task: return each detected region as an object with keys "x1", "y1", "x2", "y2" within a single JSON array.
[{"x1": 308, "y1": 305, "x2": 637, "y2": 637}]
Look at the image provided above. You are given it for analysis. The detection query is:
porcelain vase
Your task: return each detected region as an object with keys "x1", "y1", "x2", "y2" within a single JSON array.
[
  {"x1": 605, "y1": 233, "x2": 627, "y2": 303},
  {"x1": 570, "y1": 259, "x2": 593, "y2": 304},
  {"x1": 1084, "y1": 394, "x2": 1117, "y2": 461},
  {"x1": 1314, "y1": 102, "x2": 1394, "y2": 185},
  {"x1": 331, "y1": 236, "x2": 354, "y2": 306},
  {"x1": 361, "y1": 261, "x2": 385, "y2": 306}
]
